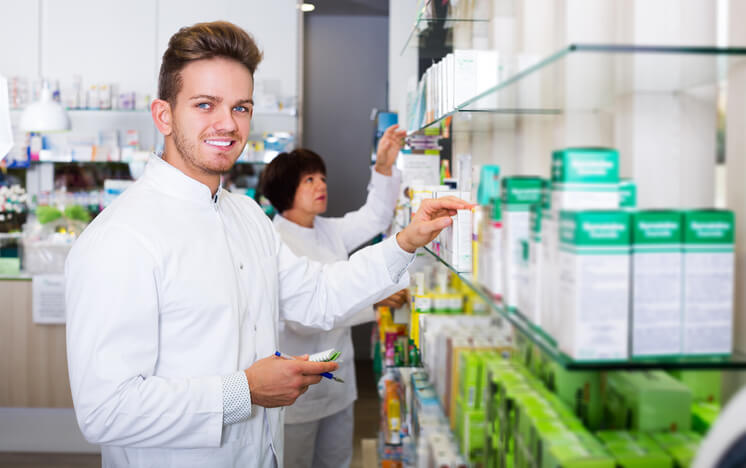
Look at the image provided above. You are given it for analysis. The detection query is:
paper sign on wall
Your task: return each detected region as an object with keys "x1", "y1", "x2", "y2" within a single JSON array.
[{"x1": 32, "y1": 274, "x2": 66, "y2": 324}]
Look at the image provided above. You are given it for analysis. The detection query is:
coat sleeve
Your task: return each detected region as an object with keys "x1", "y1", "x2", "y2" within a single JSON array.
[
  {"x1": 65, "y1": 223, "x2": 224, "y2": 448},
  {"x1": 329, "y1": 167, "x2": 402, "y2": 254},
  {"x1": 276, "y1": 234, "x2": 412, "y2": 330}
]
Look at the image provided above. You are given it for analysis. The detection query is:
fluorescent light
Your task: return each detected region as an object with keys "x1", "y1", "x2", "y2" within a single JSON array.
[{"x1": 300, "y1": 3, "x2": 315, "y2": 12}]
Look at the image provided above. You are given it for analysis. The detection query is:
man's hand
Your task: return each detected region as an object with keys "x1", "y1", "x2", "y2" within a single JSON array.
[
  {"x1": 244, "y1": 355, "x2": 339, "y2": 408},
  {"x1": 374, "y1": 124, "x2": 407, "y2": 176},
  {"x1": 374, "y1": 289, "x2": 409, "y2": 309},
  {"x1": 396, "y1": 196, "x2": 473, "y2": 253}
]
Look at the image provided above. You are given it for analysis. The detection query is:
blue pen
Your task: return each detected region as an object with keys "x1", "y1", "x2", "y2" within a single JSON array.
[{"x1": 274, "y1": 351, "x2": 344, "y2": 383}]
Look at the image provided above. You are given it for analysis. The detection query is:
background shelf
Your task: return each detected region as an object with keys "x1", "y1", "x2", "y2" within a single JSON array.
[
  {"x1": 422, "y1": 245, "x2": 746, "y2": 371},
  {"x1": 410, "y1": 44, "x2": 746, "y2": 135}
]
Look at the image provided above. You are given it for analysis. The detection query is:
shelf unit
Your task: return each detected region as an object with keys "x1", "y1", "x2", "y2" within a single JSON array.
[
  {"x1": 420, "y1": 245, "x2": 746, "y2": 371},
  {"x1": 409, "y1": 44, "x2": 746, "y2": 136}
]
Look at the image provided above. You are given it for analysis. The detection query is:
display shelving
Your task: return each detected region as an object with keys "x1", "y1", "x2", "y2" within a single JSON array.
[
  {"x1": 409, "y1": 44, "x2": 746, "y2": 136},
  {"x1": 419, "y1": 245, "x2": 746, "y2": 371}
]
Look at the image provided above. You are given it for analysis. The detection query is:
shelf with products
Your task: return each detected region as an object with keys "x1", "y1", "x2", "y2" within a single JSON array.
[
  {"x1": 409, "y1": 44, "x2": 746, "y2": 136},
  {"x1": 419, "y1": 244, "x2": 746, "y2": 371}
]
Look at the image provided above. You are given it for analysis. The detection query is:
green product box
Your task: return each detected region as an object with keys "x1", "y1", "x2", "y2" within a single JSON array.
[
  {"x1": 459, "y1": 350, "x2": 483, "y2": 409},
  {"x1": 649, "y1": 431, "x2": 702, "y2": 468},
  {"x1": 551, "y1": 148, "x2": 620, "y2": 214},
  {"x1": 630, "y1": 211, "x2": 684, "y2": 357},
  {"x1": 544, "y1": 361, "x2": 603, "y2": 430},
  {"x1": 619, "y1": 179, "x2": 637, "y2": 208},
  {"x1": 691, "y1": 402, "x2": 720, "y2": 435},
  {"x1": 558, "y1": 210, "x2": 631, "y2": 361},
  {"x1": 456, "y1": 397, "x2": 487, "y2": 464},
  {"x1": 681, "y1": 210, "x2": 734, "y2": 356},
  {"x1": 595, "y1": 431, "x2": 673, "y2": 468},
  {"x1": 604, "y1": 371, "x2": 692, "y2": 432},
  {"x1": 544, "y1": 441, "x2": 615, "y2": 468},
  {"x1": 668, "y1": 370, "x2": 721, "y2": 404}
]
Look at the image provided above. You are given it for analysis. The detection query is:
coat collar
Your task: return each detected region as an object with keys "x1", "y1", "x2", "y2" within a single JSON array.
[{"x1": 143, "y1": 153, "x2": 223, "y2": 206}]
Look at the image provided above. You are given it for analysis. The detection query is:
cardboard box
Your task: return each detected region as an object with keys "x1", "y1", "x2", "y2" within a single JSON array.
[
  {"x1": 604, "y1": 371, "x2": 692, "y2": 432},
  {"x1": 558, "y1": 210, "x2": 631, "y2": 360},
  {"x1": 631, "y1": 211, "x2": 684, "y2": 357},
  {"x1": 681, "y1": 210, "x2": 735, "y2": 356}
]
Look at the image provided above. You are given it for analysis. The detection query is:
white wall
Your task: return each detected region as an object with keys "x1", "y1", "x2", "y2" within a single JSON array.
[{"x1": 0, "y1": 0, "x2": 300, "y2": 102}]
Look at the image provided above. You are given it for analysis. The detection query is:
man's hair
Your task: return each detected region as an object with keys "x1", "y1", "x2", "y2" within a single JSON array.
[
  {"x1": 260, "y1": 149, "x2": 327, "y2": 214},
  {"x1": 158, "y1": 21, "x2": 263, "y2": 105}
]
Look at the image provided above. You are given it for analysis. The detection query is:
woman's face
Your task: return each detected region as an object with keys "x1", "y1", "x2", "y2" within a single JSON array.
[{"x1": 292, "y1": 171, "x2": 328, "y2": 216}]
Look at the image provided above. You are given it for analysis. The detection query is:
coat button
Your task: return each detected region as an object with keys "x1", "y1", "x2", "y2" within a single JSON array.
[{"x1": 239, "y1": 263, "x2": 244, "y2": 270}]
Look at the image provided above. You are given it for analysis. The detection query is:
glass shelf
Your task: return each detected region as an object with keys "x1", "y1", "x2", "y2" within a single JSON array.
[
  {"x1": 400, "y1": 2, "x2": 489, "y2": 55},
  {"x1": 409, "y1": 43, "x2": 746, "y2": 135},
  {"x1": 422, "y1": 245, "x2": 746, "y2": 371}
]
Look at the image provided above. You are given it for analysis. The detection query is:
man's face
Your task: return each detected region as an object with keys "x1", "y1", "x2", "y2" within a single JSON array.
[{"x1": 170, "y1": 57, "x2": 254, "y2": 176}]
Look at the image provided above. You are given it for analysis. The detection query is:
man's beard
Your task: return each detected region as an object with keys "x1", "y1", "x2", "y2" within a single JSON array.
[{"x1": 172, "y1": 121, "x2": 237, "y2": 176}]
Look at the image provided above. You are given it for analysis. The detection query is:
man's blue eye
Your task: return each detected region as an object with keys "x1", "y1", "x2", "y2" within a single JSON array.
[
  {"x1": 234, "y1": 106, "x2": 248, "y2": 113},
  {"x1": 197, "y1": 102, "x2": 210, "y2": 109}
]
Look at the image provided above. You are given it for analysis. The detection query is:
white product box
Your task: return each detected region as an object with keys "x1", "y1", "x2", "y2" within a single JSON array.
[
  {"x1": 630, "y1": 211, "x2": 684, "y2": 357},
  {"x1": 681, "y1": 210, "x2": 735, "y2": 356},
  {"x1": 557, "y1": 210, "x2": 631, "y2": 361},
  {"x1": 500, "y1": 177, "x2": 543, "y2": 310}
]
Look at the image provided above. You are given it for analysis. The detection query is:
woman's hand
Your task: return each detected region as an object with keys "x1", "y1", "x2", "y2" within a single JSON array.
[
  {"x1": 374, "y1": 124, "x2": 407, "y2": 176},
  {"x1": 374, "y1": 289, "x2": 409, "y2": 309}
]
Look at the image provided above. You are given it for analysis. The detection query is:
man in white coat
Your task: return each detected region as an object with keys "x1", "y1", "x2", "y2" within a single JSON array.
[
  {"x1": 260, "y1": 130, "x2": 406, "y2": 468},
  {"x1": 64, "y1": 21, "x2": 469, "y2": 468}
]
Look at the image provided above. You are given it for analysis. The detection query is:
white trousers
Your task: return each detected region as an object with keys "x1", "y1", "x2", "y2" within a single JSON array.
[{"x1": 283, "y1": 404, "x2": 354, "y2": 468}]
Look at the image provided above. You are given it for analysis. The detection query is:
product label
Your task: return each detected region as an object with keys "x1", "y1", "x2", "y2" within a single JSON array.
[
  {"x1": 682, "y1": 250, "x2": 733, "y2": 355},
  {"x1": 530, "y1": 204, "x2": 542, "y2": 234},
  {"x1": 560, "y1": 211, "x2": 631, "y2": 249},
  {"x1": 551, "y1": 148, "x2": 619, "y2": 184},
  {"x1": 683, "y1": 210, "x2": 735, "y2": 246},
  {"x1": 501, "y1": 177, "x2": 544, "y2": 206},
  {"x1": 558, "y1": 249, "x2": 629, "y2": 360},
  {"x1": 632, "y1": 211, "x2": 683, "y2": 247},
  {"x1": 631, "y1": 250, "x2": 683, "y2": 356},
  {"x1": 414, "y1": 295, "x2": 433, "y2": 313}
]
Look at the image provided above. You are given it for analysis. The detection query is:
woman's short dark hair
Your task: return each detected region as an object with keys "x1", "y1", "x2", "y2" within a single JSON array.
[{"x1": 260, "y1": 148, "x2": 327, "y2": 213}]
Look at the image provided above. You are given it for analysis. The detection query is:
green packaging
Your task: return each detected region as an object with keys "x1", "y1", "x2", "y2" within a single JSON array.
[
  {"x1": 595, "y1": 431, "x2": 673, "y2": 468},
  {"x1": 604, "y1": 371, "x2": 692, "y2": 432},
  {"x1": 544, "y1": 361, "x2": 603, "y2": 430},
  {"x1": 619, "y1": 179, "x2": 637, "y2": 208},
  {"x1": 649, "y1": 431, "x2": 702, "y2": 468},
  {"x1": 691, "y1": 402, "x2": 720, "y2": 435},
  {"x1": 668, "y1": 371, "x2": 721, "y2": 404}
]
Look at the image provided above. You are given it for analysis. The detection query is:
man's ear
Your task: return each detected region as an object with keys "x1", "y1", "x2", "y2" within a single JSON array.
[{"x1": 151, "y1": 98, "x2": 173, "y2": 136}]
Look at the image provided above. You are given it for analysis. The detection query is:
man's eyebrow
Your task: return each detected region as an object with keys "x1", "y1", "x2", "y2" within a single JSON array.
[
  {"x1": 189, "y1": 95, "x2": 253, "y2": 106},
  {"x1": 189, "y1": 94, "x2": 221, "y2": 102}
]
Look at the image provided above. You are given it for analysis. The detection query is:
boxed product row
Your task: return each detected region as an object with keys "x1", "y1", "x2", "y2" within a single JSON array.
[
  {"x1": 396, "y1": 147, "x2": 735, "y2": 362},
  {"x1": 407, "y1": 50, "x2": 499, "y2": 130},
  {"x1": 405, "y1": 344, "x2": 715, "y2": 468}
]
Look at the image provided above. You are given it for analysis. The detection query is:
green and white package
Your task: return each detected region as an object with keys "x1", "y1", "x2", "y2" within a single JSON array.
[
  {"x1": 619, "y1": 179, "x2": 637, "y2": 209},
  {"x1": 682, "y1": 210, "x2": 734, "y2": 355},
  {"x1": 631, "y1": 211, "x2": 684, "y2": 357},
  {"x1": 558, "y1": 211, "x2": 631, "y2": 360},
  {"x1": 501, "y1": 176, "x2": 543, "y2": 311},
  {"x1": 551, "y1": 148, "x2": 620, "y2": 212}
]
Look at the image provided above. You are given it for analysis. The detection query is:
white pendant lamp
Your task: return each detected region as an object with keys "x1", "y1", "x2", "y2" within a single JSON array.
[{"x1": 19, "y1": 82, "x2": 71, "y2": 133}]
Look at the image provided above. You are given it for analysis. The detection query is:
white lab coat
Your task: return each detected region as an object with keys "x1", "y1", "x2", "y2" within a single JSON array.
[
  {"x1": 274, "y1": 167, "x2": 401, "y2": 424},
  {"x1": 64, "y1": 155, "x2": 412, "y2": 468}
]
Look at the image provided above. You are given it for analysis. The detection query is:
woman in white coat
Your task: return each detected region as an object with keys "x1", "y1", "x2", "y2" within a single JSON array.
[{"x1": 260, "y1": 125, "x2": 408, "y2": 468}]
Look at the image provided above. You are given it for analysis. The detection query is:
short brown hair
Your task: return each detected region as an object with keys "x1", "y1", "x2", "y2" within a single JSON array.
[
  {"x1": 158, "y1": 21, "x2": 263, "y2": 105},
  {"x1": 260, "y1": 149, "x2": 327, "y2": 213}
]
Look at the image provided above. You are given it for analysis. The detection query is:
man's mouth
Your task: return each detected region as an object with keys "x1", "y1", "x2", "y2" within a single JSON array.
[{"x1": 204, "y1": 139, "x2": 236, "y2": 149}]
